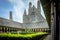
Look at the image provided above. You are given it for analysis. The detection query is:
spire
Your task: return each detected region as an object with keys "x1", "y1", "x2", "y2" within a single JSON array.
[
  {"x1": 33, "y1": 5, "x2": 35, "y2": 11},
  {"x1": 23, "y1": 9, "x2": 27, "y2": 23},
  {"x1": 37, "y1": 0, "x2": 41, "y2": 14},
  {"x1": 37, "y1": 0, "x2": 40, "y2": 8},
  {"x1": 29, "y1": 2, "x2": 32, "y2": 8},
  {"x1": 33, "y1": 5, "x2": 35, "y2": 8},
  {"x1": 23, "y1": 9, "x2": 27, "y2": 16},
  {"x1": 10, "y1": 11, "x2": 13, "y2": 20}
]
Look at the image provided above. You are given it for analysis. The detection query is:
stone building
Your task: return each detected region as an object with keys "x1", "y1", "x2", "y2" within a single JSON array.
[{"x1": 0, "y1": 0, "x2": 49, "y2": 33}]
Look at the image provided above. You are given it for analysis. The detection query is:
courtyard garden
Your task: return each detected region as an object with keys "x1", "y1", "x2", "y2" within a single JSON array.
[{"x1": 0, "y1": 28, "x2": 48, "y2": 40}]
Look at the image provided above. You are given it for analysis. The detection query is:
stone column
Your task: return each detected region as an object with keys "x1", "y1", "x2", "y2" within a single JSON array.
[
  {"x1": 31, "y1": 29, "x2": 32, "y2": 31},
  {"x1": 38, "y1": 28, "x2": 39, "y2": 32},
  {"x1": 50, "y1": 0, "x2": 54, "y2": 40},
  {"x1": 37, "y1": 28, "x2": 39, "y2": 32},
  {"x1": 13, "y1": 28, "x2": 14, "y2": 32},
  {"x1": 7, "y1": 28, "x2": 8, "y2": 32},
  {"x1": 59, "y1": 16, "x2": 60, "y2": 40},
  {"x1": 40, "y1": 29, "x2": 41, "y2": 32},
  {"x1": 35, "y1": 29, "x2": 36, "y2": 32},
  {"x1": 45, "y1": 29, "x2": 46, "y2": 32},
  {"x1": 0, "y1": 27, "x2": 2, "y2": 33},
  {"x1": 34, "y1": 29, "x2": 35, "y2": 32},
  {"x1": 8, "y1": 28, "x2": 10, "y2": 32},
  {"x1": 33, "y1": 29, "x2": 34, "y2": 32},
  {"x1": 41, "y1": 29, "x2": 42, "y2": 31},
  {"x1": 3, "y1": 27, "x2": 5, "y2": 33}
]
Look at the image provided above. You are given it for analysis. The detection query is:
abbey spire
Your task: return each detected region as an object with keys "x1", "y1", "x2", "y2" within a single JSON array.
[
  {"x1": 23, "y1": 9, "x2": 27, "y2": 23},
  {"x1": 10, "y1": 11, "x2": 13, "y2": 20},
  {"x1": 29, "y1": 2, "x2": 32, "y2": 8},
  {"x1": 37, "y1": 0, "x2": 40, "y2": 9},
  {"x1": 23, "y1": 9, "x2": 27, "y2": 16}
]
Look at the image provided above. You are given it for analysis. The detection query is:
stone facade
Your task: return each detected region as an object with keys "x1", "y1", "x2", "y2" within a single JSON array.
[{"x1": 23, "y1": 0, "x2": 44, "y2": 23}]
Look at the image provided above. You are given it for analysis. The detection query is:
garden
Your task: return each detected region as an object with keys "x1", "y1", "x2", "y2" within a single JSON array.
[{"x1": 0, "y1": 28, "x2": 48, "y2": 40}]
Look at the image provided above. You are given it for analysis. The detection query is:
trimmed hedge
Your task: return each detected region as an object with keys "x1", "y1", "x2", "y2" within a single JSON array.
[
  {"x1": 0, "y1": 32, "x2": 48, "y2": 40},
  {"x1": 0, "y1": 34, "x2": 48, "y2": 40}
]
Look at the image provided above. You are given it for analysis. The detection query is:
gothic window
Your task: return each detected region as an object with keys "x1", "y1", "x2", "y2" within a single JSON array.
[
  {"x1": 32, "y1": 15, "x2": 35, "y2": 21},
  {"x1": 31, "y1": 12, "x2": 36, "y2": 21}
]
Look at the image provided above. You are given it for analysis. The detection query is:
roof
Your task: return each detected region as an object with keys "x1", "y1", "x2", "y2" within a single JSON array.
[
  {"x1": 0, "y1": 17, "x2": 49, "y2": 29},
  {"x1": 0, "y1": 17, "x2": 23, "y2": 28}
]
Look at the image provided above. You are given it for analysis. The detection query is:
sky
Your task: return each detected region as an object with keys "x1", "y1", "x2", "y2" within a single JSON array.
[{"x1": 0, "y1": 0, "x2": 46, "y2": 23}]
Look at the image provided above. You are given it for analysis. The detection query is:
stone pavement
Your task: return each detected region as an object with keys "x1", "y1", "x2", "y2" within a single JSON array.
[{"x1": 43, "y1": 34, "x2": 51, "y2": 40}]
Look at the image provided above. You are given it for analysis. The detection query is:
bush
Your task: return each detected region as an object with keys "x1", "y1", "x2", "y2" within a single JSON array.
[
  {"x1": 0, "y1": 32, "x2": 48, "y2": 40},
  {"x1": 0, "y1": 34, "x2": 48, "y2": 40}
]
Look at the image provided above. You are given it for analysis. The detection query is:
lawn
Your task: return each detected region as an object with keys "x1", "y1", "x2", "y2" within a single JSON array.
[{"x1": 0, "y1": 32, "x2": 48, "y2": 40}]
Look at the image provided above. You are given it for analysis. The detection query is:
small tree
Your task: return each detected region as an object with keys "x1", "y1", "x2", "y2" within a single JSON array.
[{"x1": 25, "y1": 27, "x2": 31, "y2": 33}]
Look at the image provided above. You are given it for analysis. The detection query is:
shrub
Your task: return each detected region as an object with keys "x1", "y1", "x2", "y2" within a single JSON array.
[{"x1": 0, "y1": 32, "x2": 48, "y2": 40}]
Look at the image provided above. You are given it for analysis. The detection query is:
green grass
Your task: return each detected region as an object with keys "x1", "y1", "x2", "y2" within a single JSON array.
[{"x1": 0, "y1": 32, "x2": 48, "y2": 38}]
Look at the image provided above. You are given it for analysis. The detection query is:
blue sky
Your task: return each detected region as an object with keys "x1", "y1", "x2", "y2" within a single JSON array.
[{"x1": 0, "y1": 0, "x2": 46, "y2": 23}]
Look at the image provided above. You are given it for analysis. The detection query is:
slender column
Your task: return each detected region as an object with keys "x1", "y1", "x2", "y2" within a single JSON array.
[
  {"x1": 54, "y1": 1, "x2": 59, "y2": 40},
  {"x1": 38, "y1": 28, "x2": 39, "y2": 32},
  {"x1": 37, "y1": 29, "x2": 38, "y2": 32},
  {"x1": 7, "y1": 28, "x2": 8, "y2": 32},
  {"x1": 32, "y1": 29, "x2": 33, "y2": 32},
  {"x1": 45, "y1": 29, "x2": 46, "y2": 32},
  {"x1": 42, "y1": 29, "x2": 43, "y2": 31},
  {"x1": 41, "y1": 29, "x2": 42, "y2": 32},
  {"x1": 4, "y1": 27, "x2": 5, "y2": 33},
  {"x1": 14, "y1": 29, "x2": 15, "y2": 31},
  {"x1": 0, "y1": 27, "x2": 2, "y2": 33},
  {"x1": 34, "y1": 29, "x2": 35, "y2": 32},
  {"x1": 59, "y1": 16, "x2": 60, "y2": 40},
  {"x1": 44, "y1": 29, "x2": 45, "y2": 32},
  {"x1": 35, "y1": 29, "x2": 36, "y2": 32},
  {"x1": 8, "y1": 28, "x2": 9, "y2": 32},
  {"x1": 9, "y1": 28, "x2": 10, "y2": 32},
  {"x1": 50, "y1": 0, "x2": 54, "y2": 40},
  {"x1": 40, "y1": 29, "x2": 41, "y2": 31},
  {"x1": 30, "y1": 29, "x2": 31, "y2": 32}
]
